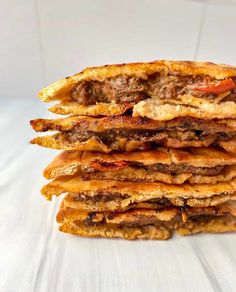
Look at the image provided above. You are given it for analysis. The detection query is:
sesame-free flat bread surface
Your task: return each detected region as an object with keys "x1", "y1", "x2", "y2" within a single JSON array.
[
  {"x1": 30, "y1": 116, "x2": 236, "y2": 133},
  {"x1": 43, "y1": 148, "x2": 236, "y2": 178},
  {"x1": 49, "y1": 101, "x2": 133, "y2": 116},
  {"x1": 59, "y1": 222, "x2": 171, "y2": 240},
  {"x1": 59, "y1": 214, "x2": 236, "y2": 240},
  {"x1": 70, "y1": 165, "x2": 236, "y2": 185},
  {"x1": 41, "y1": 175, "x2": 236, "y2": 202},
  {"x1": 57, "y1": 201, "x2": 236, "y2": 225},
  {"x1": 39, "y1": 60, "x2": 236, "y2": 102},
  {"x1": 30, "y1": 116, "x2": 236, "y2": 152},
  {"x1": 58, "y1": 201, "x2": 236, "y2": 240},
  {"x1": 63, "y1": 191, "x2": 236, "y2": 212},
  {"x1": 133, "y1": 99, "x2": 236, "y2": 121},
  {"x1": 43, "y1": 148, "x2": 236, "y2": 184}
]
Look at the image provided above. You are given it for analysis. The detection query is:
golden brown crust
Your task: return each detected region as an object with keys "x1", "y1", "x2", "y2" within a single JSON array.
[
  {"x1": 188, "y1": 166, "x2": 236, "y2": 184},
  {"x1": 29, "y1": 116, "x2": 236, "y2": 152},
  {"x1": 59, "y1": 215, "x2": 236, "y2": 239},
  {"x1": 41, "y1": 175, "x2": 236, "y2": 201},
  {"x1": 57, "y1": 201, "x2": 236, "y2": 225},
  {"x1": 63, "y1": 192, "x2": 236, "y2": 212},
  {"x1": 80, "y1": 165, "x2": 236, "y2": 185},
  {"x1": 219, "y1": 137, "x2": 236, "y2": 153},
  {"x1": 44, "y1": 163, "x2": 236, "y2": 185},
  {"x1": 57, "y1": 201, "x2": 236, "y2": 239},
  {"x1": 30, "y1": 132, "x2": 235, "y2": 153},
  {"x1": 57, "y1": 206, "x2": 179, "y2": 224},
  {"x1": 38, "y1": 60, "x2": 236, "y2": 102},
  {"x1": 31, "y1": 135, "x2": 111, "y2": 152},
  {"x1": 30, "y1": 115, "x2": 236, "y2": 133},
  {"x1": 177, "y1": 216, "x2": 236, "y2": 235},
  {"x1": 49, "y1": 101, "x2": 133, "y2": 116},
  {"x1": 43, "y1": 148, "x2": 236, "y2": 180},
  {"x1": 59, "y1": 222, "x2": 171, "y2": 240},
  {"x1": 62, "y1": 199, "x2": 171, "y2": 212}
]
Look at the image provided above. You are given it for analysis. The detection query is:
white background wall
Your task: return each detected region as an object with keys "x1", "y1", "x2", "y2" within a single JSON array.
[{"x1": 1, "y1": 0, "x2": 236, "y2": 100}]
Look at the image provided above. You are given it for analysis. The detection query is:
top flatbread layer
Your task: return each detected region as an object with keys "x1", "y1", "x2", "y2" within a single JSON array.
[{"x1": 38, "y1": 60, "x2": 236, "y2": 102}]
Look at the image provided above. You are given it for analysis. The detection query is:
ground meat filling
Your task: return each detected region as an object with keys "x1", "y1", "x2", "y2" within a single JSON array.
[
  {"x1": 81, "y1": 161, "x2": 224, "y2": 175},
  {"x1": 77, "y1": 214, "x2": 233, "y2": 229},
  {"x1": 65, "y1": 127, "x2": 235, "y2": 145},
  {"x1": 81, "y1": 216, "x2": 180, "y2": 229},
  {"x1": 71, "y1": 192, "x2": 232, "y2": 208},
  {"x1": 70, "y1": 73, "x2": 236, "y2": 105},
  {"x1": 73, "y1": 192, "x2": 130, "y2": 203},
  {"x1": 128, "y1": 163, "x2": 224, "y2": 175}
]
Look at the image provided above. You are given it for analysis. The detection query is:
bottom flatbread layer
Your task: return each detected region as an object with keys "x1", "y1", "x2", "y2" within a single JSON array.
[
  {"x1": 60, "y1": 222, "x2": 171, "y2": 240},
  {"x1": 57, "y1": 202, "x2": 236, "y2": 239},
  {"x1": 59, "y1": 216, "x2": 236, "y2": 240}
]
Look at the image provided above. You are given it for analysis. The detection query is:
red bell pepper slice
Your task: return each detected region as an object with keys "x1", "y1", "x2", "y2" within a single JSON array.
[{"x1": 190, "y1": 78, "x2": 236, "y2": 94}]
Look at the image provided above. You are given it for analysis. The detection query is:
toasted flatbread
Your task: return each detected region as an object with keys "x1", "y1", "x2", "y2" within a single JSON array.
[
  {"x1": 57, "y1": 201, "x2": 236, "y2": 225},
  {"x1": 41, "y1": 175, "x2": 236, "y2": 206},
  {"x1": 219, "y1": 137, "x2": 236, "y2": 154},
  {"x1": 43, "y1": 149, "x2": 236, "y2": 184},
  {"x1": 31, "y1": 133, "x2": 225, "y2": 152},
  {"x1": 63, "y1": 191, "x2": 236, "y2": 212},
  {"x1": 30, "y1": 116, "x2": 236, "y2": 152},
  {"x1": 57, "y1": 205, "x2": 179, "y2": 225},
  {"x1": 177, "y1": 216, "x2": 236, "y2": 236},
  {"x1": 31, "y1": 135, "x2": 112, "y2": 152},
  {"x1": 43, "y1": 148, "x2": 236, "y2": 179},
  {"x1": 59, "y1": 216, "x2": 236, "y2": 240},
  {"x1": 43, "y1": 151, "x2": 236, "y2": 185},
  {"x1": 59, "y1": 222, "x2": 171, "y2": 240},
  {"x1": 30, "y1": 116, "x2": 236, "y2": 133},
  {"x1": 38, "y1": 60, "x2": 236, "y2": 117},
  {"x1": 49, "y1": 101, "x2": 133, "y2": 116},
  {"x1": 48, "y1": 99, "x2": 236, "y2": 120},
  {"x1": 39, "y1": 60, "x2": 236, "y2": 102},
  {"x1": 58, "y1": 201, "x2": 236, "y2": 239},
  {"x1": 133, "y1": 99, "x2": 236, "y2": 121},
  {"x1": 79, "y1": 165, "x2": 236, "y2": 185}
]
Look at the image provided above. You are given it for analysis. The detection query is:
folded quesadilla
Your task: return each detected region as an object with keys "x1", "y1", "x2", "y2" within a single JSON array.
[
  {"x1": 38, "y1": 61, "x2": 236, "y2": 118},
  {"x1": 57, "y1": 201, "x2": 236, "y2": 240},
  {"x1": 30, "y1": 116, "x2": 236, "y2": 152},
  {"x1": 42, "y1": 148, "x2": 236, "y2": 184}
]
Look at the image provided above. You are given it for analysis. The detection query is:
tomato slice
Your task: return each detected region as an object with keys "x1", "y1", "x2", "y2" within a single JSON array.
[
  {"x1": 190, "y1": 78, "x2": 236, "y2": 94},
  {"x1": 91, "y1": 160, "x2": 129, "y2": 171}
]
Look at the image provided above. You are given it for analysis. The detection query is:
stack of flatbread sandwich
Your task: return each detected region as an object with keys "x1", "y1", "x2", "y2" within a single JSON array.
[{"x1": 30, "y1": 60, "x2": 236, "y2": 240}]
